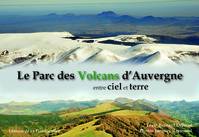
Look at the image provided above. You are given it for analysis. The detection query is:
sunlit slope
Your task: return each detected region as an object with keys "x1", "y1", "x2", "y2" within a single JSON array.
[
  {"x1": 110, "y1": 110, "x2": 148, "y2": 116},
  {"x1": 60, "y1": 102, "x2": 120, "y2": 117},
  {"x1": 56, "y1": 120, "x2": 111, "y2": 137}
]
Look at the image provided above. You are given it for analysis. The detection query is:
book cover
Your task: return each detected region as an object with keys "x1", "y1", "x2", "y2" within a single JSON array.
[{"x1": 0, "y1": 1, "x2": 199, "y2": 137}]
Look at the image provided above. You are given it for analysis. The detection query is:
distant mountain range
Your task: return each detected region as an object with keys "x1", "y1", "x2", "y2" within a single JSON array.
[
  {"x1": 0, "y1": 98, "x2": 198, "y2": 125},
  {"x1": 154, "y1": 100, "x2": 199, "y2": 125},
  {"x1": 0, "y1": 11, "x2": 199, "y2": 39},
  {"x1": 0, "y1": 100, "x2": 99, "y2": 115},
  {"x1": 2, "y1": 11, "x2": 199, "y2": 26}
]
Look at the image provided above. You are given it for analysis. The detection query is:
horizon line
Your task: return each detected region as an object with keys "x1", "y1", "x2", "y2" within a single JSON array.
[
  {"x1": 0, "y1": 11, "x2": 199, "y2": 18},
  {"x1": 0, "y1": 98, "x2": 198, "y2": 104}
]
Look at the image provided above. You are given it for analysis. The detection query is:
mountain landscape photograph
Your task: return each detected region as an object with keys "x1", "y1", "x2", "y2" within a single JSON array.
[
  {"x1": 0, "y1": 0, "x2": 199, "y2": 137},
  {"x1": 0, "y1": 98, "x2": 199, "y2": 137}
]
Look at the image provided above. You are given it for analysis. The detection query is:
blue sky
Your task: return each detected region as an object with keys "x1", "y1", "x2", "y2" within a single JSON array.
[{"x1": 0, "y1": 0, "x2": 199, "y2": 16}]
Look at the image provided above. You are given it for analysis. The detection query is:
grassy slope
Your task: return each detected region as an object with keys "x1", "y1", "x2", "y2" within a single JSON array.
[
  {"x1": 57, "y1": 108, "x2": 182, "y2": 137},
  {"x1": 110, "y1": 110, "x2": 148, "y2": 116},
  {"x1": 56, "y1": 120, "x2": 111, "y2": 137},
  {"x1": 57, "y1": 102, "x2": 150, "y2": 137},
  {"x1": 61, "y1": 102, "x2": 120, "y2": 117},
  {"x1": 57, "y1": 102, "x2": 115, "y2": 137}
]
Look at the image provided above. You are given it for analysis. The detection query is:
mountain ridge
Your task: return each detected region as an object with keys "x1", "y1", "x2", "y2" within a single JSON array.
[{"x1": 1, "y1": 11, "x2": 199, "y2": 39}]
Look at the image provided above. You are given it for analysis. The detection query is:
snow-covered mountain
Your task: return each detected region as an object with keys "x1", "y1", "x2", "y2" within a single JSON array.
[{"x1": 0, "y1": 32, "x2": 199, "y2": 68}]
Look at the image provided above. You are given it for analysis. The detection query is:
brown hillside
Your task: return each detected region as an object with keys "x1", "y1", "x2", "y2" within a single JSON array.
[{"x1": 94, "y1": 113, "x2": 187, "y2": 137}]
